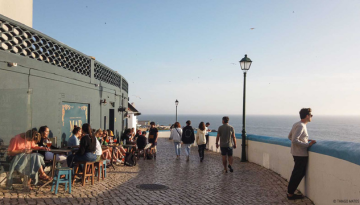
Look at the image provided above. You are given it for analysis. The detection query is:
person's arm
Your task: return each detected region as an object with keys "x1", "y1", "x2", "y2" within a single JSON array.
[
  {"x1": 78, "y1": 136, "x2": 88, "y2": 155},
  {"x1": 216, "y1": 133, "x2": 220, "y2": 148},
  {"x1": 195, "y1": 131, "x2": 199, "y2": 145},
  {"x1": 232, "y1": 129, "x2": 237, "y2": 148},
  {"x1": 155, "y1": 129, "x2": 158, "y2": 143}
]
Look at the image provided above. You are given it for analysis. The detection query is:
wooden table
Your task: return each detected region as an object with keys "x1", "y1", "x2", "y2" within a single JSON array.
[{"x1": 39, "y1": 149, "x2": 72, "y2": 190}]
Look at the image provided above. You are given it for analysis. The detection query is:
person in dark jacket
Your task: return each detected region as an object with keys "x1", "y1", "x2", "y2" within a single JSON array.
[
  {"x1": 67, "y1": 123, "x2": 97, "y2": 167},
  {"x1": 182, "y1": 120, "x2": 195, "y2": 161}
]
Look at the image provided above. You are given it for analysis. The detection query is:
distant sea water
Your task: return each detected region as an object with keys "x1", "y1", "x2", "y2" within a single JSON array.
[{"x1": 137, "y1": 115, "x2": 360, "y2": 143}]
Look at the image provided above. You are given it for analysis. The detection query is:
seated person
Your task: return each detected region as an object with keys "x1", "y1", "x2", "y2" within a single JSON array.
[
  {"x1": 68, "y1": 126, "x2": 82, "y2": 147},
  {"x1": 120, "y1": 129, "x2": 134, "y2": 145},
  {"x1": 95, "y1": 134, "x2": 102, "y2": 162},
  {"x1": 38, "y1": 126, "x2": 67, "y2": 167},
  {"x1": 7, "y1": 129, "x2": 52, "y2": 189},
  {"x1": 134, "y1": 130, "x2": 142, "y2": 142},
  {"x1": 137, "y1": 131, "x2": 148, "y2": 150},
  {"x1": 67, "y1": 124, "x2": 97, "y2": 168}
]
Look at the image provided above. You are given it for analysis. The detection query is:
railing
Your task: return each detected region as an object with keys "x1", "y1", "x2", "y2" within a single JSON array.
[{"x1": 0, "y1": 14, "x2": 127, "y2": 92}]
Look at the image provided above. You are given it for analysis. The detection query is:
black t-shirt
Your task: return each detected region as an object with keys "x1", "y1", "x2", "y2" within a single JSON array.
[
  {"x1": 148, "y1": 128, "x2": 158, "y2": 144},
  {"x1": 136, "y1": 135, "x2": 147, "y2": 150}
]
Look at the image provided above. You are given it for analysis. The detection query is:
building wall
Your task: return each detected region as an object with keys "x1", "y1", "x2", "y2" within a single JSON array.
[{"x1": 0, "y1": 0, "x2": 33, "y2": 27}]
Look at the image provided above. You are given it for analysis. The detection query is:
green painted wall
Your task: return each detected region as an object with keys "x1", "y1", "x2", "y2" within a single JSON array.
[{"x1": 0, "y1": 50, "x2": 128, "y2": 146}]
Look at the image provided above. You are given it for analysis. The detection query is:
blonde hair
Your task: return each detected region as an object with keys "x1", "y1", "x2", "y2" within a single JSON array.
[
  {"x1": 22, "y1": 129, "x2": 41, "y2": 142},
  {"x1": 95, "y1": 129, "x2": 103, "y2": 137}
]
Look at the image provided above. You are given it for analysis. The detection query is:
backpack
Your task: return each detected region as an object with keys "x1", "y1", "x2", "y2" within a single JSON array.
[{"x1": 124, "y1": 152, "x2": 136, "y2": 166}]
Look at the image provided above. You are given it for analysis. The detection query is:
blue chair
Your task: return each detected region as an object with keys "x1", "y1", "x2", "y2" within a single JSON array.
[{"x1": 51, "y1": 167, "x2": 72, "y2": 194}]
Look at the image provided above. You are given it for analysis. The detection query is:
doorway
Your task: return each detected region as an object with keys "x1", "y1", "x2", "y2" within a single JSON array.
[{"x1": 109, "y1": 109, "x2": 114, "y2": 132}]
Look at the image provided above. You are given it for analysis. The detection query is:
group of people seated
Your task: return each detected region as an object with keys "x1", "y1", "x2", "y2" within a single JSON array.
[{"x1": 6, "y1": 124, "x2": 152, "y2": 189}]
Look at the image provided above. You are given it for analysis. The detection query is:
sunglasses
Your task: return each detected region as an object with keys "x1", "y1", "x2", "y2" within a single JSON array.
[{"x1": 309, "y1": 114, "x2": 313, "y2": 117}]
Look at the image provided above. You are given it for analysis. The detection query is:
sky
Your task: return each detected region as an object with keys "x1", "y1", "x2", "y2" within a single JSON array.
[{"x1": 33, "y1": 0, "x2": 360, "y2": 116}]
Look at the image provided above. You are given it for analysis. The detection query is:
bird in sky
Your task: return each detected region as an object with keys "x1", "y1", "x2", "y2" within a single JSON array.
[
  {"x1": 132, "y1": 95, "x2": 141, "y2": 99},
  {"x1": 250, "y1": 28, "x2": 255, "y2": 30}
]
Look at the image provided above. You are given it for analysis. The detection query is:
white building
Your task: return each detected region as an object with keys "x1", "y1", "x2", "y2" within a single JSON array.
[{"x1": 127, "y1": 103, "x2": 141, "y2": 131}]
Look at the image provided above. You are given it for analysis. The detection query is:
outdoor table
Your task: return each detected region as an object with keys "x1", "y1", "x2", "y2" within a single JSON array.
[
  {"x1": 106, "y1": 144, "x2": 120, "y2": 170},
  {"x1": 39, "y1": 148, "x2": 72, "y2": 190}
]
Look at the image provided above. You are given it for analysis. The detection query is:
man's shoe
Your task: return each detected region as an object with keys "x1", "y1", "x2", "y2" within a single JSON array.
[
  {"x1": 200, "y1": 158, "x2": 203, "y2": 162},
  {"x1": 228, "y1": 165, "x2": 233, "y2": 172},
  {"x1": 287, "y1": 194, "x2": 304, "y2": 200}
]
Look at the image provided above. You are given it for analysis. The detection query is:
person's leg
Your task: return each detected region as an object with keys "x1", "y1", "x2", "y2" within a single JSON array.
[
  {"x1": 222, "y1": 156, "x2": 227, "y2": 171},
  {"x1": 67, "y1": 154, "x2": 75, "y2": 167},
  {"x1": 174, "y1": 142, "x2": 180, "y2": 156},
  {"x1": 287, "y1": 156, "x2": 308, "y2": 195},
  {"x1": 198, "y1": 145, "x2": 202, "y2": 158},
  {"x1": 185, "y1": 144, "x2": 191, "y2": 156},
  {"x1": 200, "y1": 144, "x2": 205, "y2": 159},
  {"x1": 220, "y1": 148, "x2": 228, "y2": 172}
]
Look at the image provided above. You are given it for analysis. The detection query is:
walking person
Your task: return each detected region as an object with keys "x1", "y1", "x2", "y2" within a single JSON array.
[
  {"x1": 216, "y1": 116, "x2": 236, "y2": 173},
  {"x1": 195, "y1": 122, "x2": 207, "y2": 162},
  {"x1": 287, "y1": 108, "x2": 317, "y2": 200},
  {"x1": 182, "y1": 120, "x2": 195, "y2": 162},
  {"x1": 205, "y1": 122, "x2": 210, "y2": 150},
  {"x1": 148, "y1": 122, "x2": 158, "y2": 159},
  {"x1": 170, "y1": 122, "x2": 182, "y2": 159}
]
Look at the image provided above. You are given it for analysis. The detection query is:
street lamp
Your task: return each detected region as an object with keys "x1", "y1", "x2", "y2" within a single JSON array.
[
  {"x1": 175, "y1": 99, "x2": 179, "y2": 122},
  {"x1": 239, "y1": 54, "x2": 252, "y2": 162}
]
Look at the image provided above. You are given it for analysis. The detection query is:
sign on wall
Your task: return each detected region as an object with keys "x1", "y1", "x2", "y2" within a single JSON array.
[{"x1": 61, "y1": 102, "x2": 89, "y2": 141}]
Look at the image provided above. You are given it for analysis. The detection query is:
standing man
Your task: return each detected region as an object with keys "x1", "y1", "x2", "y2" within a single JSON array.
[
  {"x1": 182, "y1": 120, "x2": 195, "y2": 162},
  {"x1": 205, "y1": 122, "x2": 210, "y2": 150},
  {"x1": 216, "y1": 116, "x2": 236, "y2": 173},
  {"x1": 148, "y1": 122, "x2": 158, "y2": 159},
  {"x1": 287, "y1": 108, "x2": 317, "y2": 200}
]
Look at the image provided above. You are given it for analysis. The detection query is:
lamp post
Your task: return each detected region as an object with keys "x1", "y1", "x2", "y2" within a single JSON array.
[
  {"x1": 175, "y1": 99, "x2": 179, "y2": 122},
  {"x1": 239, "y1": 54, "x2": 252, "y2": 162}
]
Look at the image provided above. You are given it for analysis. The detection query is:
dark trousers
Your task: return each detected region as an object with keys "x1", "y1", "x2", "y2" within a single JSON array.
[
  {"x1": 205, "y1": 135, "x2": 209, "y2": 149},
  {"x1": 198, "y1": 144, "x2": 206, "y2": 160},
  {"x1": 288, "y1": 156, "x2": 309, "y2": 194}
]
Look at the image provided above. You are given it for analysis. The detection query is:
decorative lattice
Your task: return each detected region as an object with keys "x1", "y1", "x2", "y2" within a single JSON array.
[
  {"x1": 94, "y1": 62, "x2": 121, "y2": 88},
  {"x1": 122, "y1": 78, "x2": 128, "y2": 93},
  {"x1": 0, "y1": 17, "x2": 91, "y2": 77}
]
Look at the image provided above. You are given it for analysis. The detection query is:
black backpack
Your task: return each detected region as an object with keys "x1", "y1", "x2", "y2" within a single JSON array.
[{"x1": 124, "y1": 152, "x2": 136, "y2": 166}]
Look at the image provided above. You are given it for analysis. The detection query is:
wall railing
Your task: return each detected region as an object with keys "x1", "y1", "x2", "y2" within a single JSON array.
[{"x1": 0, "y1": 14, "x2": 127, "y2": 92}]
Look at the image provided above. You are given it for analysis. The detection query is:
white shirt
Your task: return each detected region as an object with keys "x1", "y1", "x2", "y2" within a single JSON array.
[
  {"x1": 288, "y1": 121, "x2": 310, "y2": 156},
  {"x1": 95, "y1": 138, "x2": 102, "y2": 155}
]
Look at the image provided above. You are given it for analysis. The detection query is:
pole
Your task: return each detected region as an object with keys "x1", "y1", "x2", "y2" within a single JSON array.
[
  {"x1": 176, "y1": 105, "x2": 178, "y2": 122},
  {"x1": 241, "y1": 72, "x2": 247, "y2": 162}
]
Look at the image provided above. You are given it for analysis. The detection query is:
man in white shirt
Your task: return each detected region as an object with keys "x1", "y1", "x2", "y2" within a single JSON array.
[
  {"x1": 205, "y1": 122, "x2": 210, "y2": 150},
  {"x1": 287, "y1": 108, "x2": 317, "y2": 200}
]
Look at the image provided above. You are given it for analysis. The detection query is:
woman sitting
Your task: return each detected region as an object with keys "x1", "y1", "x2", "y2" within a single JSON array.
[
  {"x1": 38, "y1": 126, "x2": 67, "y2": 167},
  {"x1": 66, "y1": 123, "x2": 97, "y2": 168},
  {"x1": 68, "y1": 125, "x2": 82, "y2": 148},
  {"x1": 95, "y1": 129, "x2": 111, "y2": 161},
  {"x1": 7, "y1": 129, "x2": 52, "y2": 189}
]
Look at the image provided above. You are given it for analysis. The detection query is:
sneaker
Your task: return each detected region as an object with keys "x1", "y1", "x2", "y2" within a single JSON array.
[
  {"x1": 287, "y1": 194, "x2": 304, "y2": 200},
  {"x1": 228, "y1": 165, "x2": 233, "y2": 173},
  {"x1": 116, "y1": 159, "x2": 123, "y2": 164}
]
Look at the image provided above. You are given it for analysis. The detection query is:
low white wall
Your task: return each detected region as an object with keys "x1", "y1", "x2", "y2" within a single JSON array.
[{"x1": 161, "y1": 131, "x2": 360, "y2": 205}]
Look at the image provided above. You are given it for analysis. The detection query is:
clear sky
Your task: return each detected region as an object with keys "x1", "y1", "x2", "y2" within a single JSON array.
[{"x1": 33, "y1": 0, "x2": 360, "y2": 116}]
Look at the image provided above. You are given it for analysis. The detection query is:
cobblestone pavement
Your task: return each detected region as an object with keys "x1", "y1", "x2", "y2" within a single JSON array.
[{"x1": 0, "y1": 138, "x2": 313, "y2": 205}]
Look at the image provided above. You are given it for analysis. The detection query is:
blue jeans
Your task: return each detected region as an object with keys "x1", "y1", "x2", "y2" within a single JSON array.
[
  {"x1": 184, "y1": 144, "x2": 191, "y2": 156},
  {"x1": 67, "y1": 152, "x2": 97, "y2": 168},
  {"x1": 174, "y1": 142, "x2": 181, "y2": 156}
]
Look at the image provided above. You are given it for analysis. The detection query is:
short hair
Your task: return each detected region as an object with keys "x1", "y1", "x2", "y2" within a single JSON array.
[
  {"x1": 299, "y1": 108, "x2": 312, "y2": 119},
  {"x1": 206, "y1": 122, "x2": 210, "y2": 125},
  {"x1": 186, "y1": 120, "x2": 191, "y2": 125},
  {"x1": 222, "y1": 116, "x2": 229, "y2": 123},
  {"x1": 150, "y1": 122, "x2": 155, "y2": 125},
  {"x1": 174, "y1": 122, "x2": 181, "y2": 128},
  {"x1": 142, "y1": 131, "x2": 147, "y2": 135}
]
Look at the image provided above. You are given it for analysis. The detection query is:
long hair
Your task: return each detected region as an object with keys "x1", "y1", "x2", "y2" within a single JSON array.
[
  {"x1": 39, "y1": 126, "x2": 48, "y2": 138},
  {"x1": 95, "y1": 129, "x2": 103, "y2": 137},
  {"x1": 198, "y1": 122, "x2": 205, "y2": 131}
]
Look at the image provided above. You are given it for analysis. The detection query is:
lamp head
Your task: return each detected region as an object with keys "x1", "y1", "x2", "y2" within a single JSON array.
[
  {"x1": 239, "y1": 54, "x2": 252, "y2": 72},
  {"x1": 175, "y1": 99, "x2": 179, "y2": 106}
]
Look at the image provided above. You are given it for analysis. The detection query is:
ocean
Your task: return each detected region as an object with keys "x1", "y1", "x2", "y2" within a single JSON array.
[{"x1": 137, "y1": 115, "x2": 360, "y2": 143}]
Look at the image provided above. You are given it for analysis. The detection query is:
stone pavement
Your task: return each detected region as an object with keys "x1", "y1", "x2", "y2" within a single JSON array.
[{"x1": 0, "y1": 138, "x2": 313, "y2": 205}]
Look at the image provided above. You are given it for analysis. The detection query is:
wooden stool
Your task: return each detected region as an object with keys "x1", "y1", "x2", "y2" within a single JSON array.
[
  {"x1": 94, "y1": 160, "x2": 105, "y2": 181},
  {"x1": 51, "y1": 167, "x2": 72, "y2": 194},
  {"x1": 72, "y1": 161, "x2": 95, "y2": 186}
]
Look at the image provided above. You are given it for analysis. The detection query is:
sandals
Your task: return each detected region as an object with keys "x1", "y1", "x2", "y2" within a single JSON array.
[{"x1": 39, "y1": 175, "x2": 52, "y2": 181}]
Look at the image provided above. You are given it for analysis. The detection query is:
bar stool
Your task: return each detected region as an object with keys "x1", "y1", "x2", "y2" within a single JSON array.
[
  {"x1": 51, "y1": 167, "x2": 72, "y2": 194},
  {"x1": 94, "y1": 160, "x2": 105, "y2": 181},
  {"x1": 72, "y1": 161, "x2": 95, "y2": 186}
]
